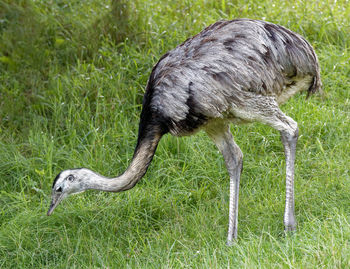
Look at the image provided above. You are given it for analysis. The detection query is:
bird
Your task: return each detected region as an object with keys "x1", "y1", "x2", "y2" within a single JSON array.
[{"x1": 47, "y1": 19, "x2": 321, "y2": 246}]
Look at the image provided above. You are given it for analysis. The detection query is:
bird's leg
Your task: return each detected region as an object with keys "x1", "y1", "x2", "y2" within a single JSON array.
[
  {"x1": 241, "y1": 98, "x2": 299, "y2": 233},
  {"x1": 263, "y1": 110, "x2": 298, "y2": 232},
  {"x1": 280, "y1": 128, "x2": 298, "y2": 232},
  {"x1": 263, "y1": 113, "x2": 298, "y2": 232},
  {"x1": 207, "y1": 125, "x2": 243, "y2": 245}
]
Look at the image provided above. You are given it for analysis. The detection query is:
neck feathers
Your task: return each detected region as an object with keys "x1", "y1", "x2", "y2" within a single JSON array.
[
  {"x1": 119, "y1": 128, "x2": 163, "y2": 191},
  {"x1": 87, "y1": 125, "x2": 164, "y2": 192},
  {"x1": 87, "y1": 88, "x2": 168, "y2": 192}
]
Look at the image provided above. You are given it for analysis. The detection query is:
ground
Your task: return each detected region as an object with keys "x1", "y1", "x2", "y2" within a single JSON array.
[{"x1": 0, "y1": 0, "x2": 349, "y2": 267}]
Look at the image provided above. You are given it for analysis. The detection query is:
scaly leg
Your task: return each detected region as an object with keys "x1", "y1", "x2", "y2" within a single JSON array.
[
  {"x1": 259, "y1": 111, "x2": 298, "y2": 232},
  {"x1": 229, "y1": 95, "x2": 299, "y2": 232},
  {"x1": 280, "y1": 128, "x2": 298, "y2": 231},
  {"x1": 206, "y1": 125, "x2": 243, "y2": 245}
]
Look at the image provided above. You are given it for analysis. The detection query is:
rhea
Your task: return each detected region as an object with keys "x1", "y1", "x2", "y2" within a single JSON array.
[{"x1": 48, "y1": 19, "x2": 321, "y2": 245}]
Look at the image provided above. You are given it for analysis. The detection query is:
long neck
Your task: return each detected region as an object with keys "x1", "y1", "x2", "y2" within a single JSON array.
[{"x1": 87, "y1": 128, "x2": 163, "y2": 192}]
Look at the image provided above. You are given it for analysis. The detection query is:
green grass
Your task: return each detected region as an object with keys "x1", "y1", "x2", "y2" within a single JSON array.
[{"x1": 0, "y1": 0, "x2": 350, "y2": 267}]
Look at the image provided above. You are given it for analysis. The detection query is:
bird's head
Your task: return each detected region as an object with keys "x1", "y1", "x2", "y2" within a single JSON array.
[{"x1": 47, "y1": 168, "x2": 93, "y2": 216}]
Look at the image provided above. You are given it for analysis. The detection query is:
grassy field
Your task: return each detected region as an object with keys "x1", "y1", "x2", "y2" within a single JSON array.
[{"x1": 0, "y1": 0, "x2": 349, "y2": 267}]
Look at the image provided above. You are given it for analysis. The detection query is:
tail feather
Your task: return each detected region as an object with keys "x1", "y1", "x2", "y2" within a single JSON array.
[
  {"x1": 307, "y1": 48, "x2": 322, "y2": 98},
  {"x1": 307, "y1": 71, "x2": 322, "y2": 98}
]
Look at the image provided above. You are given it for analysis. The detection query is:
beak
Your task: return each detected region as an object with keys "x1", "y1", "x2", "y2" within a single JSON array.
[{"x1": 47, "y1": 192, "x2": 64, "y2": 216}]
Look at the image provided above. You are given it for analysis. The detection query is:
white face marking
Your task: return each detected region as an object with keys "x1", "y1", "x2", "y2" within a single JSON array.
[{"x1": 48, "y1": 168, "x2": 93, "y2": 215}]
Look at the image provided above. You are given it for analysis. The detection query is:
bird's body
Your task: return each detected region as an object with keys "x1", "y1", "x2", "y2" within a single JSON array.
[
  {"x1": 48, "y1": 19, "x2": 321, "y2": 245},
  {"x1": 144, "y1": 19, "x2": 320, "y2": 137}
]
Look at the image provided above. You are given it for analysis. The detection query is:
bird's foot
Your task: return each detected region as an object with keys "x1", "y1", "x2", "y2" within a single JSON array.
[
  {"x1": 284, "y1": 222, "x2": 297, "y2": 237},
  {"x1": 226, "y1": 236, "x2": 237, "y2": 247},
  {"x1": 284, "y1": 225, "x2": 297, "y2": 232},
  {"x1": 284, "y1": 211, "x2": 297, "y2": 233},
  {"x1": 226, "y1": 240, "x2": 234, "y2": 247}
]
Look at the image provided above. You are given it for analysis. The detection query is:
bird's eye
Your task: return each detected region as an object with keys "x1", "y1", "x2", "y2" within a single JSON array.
[{"x1": 67, "y1": 175, "x2": 75, "y2": 182}]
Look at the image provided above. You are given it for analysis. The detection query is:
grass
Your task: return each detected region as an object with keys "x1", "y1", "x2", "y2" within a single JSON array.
[{"x1": 0, "y1": 0, "x2": 349, "y2": 267}]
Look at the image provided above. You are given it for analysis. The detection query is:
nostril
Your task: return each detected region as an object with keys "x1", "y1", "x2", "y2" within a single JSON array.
[{"x1": 56, "y1": 187, "x2": 62, "y2": 192}]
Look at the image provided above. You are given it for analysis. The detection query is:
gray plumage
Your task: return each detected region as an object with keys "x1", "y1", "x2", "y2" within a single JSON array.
[
  {"x1": 48, "y1": 19, "x2": 321, "y2": 245},
  {"x1": 149, "y1": 19, "x2": 320, "y2": 136}
]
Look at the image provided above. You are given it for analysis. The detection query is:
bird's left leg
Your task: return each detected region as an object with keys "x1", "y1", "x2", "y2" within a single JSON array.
[
  {"x1": 230, "y1": 94, "x2": 298, "y2": 233},
  {"x1": 280, "y1": 125, "x2": 298, "y2": 232},
  {"x1": 249, "y1": 103, "x2": 298, "y2": 232},
  {"x1": 206, "y1": 124, "x2": 243, "y2": 246}
]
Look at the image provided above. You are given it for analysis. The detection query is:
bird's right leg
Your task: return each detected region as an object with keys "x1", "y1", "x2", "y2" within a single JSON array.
[
  {"x1": 235, "y1": 97, "x2": 299, "y2": 233},
  {"x1": 206, "y1": 124, "x2": 243, "y2": 246},
  {"x1": 259, "y1": 112, "x2": 298, "y2": 232}
]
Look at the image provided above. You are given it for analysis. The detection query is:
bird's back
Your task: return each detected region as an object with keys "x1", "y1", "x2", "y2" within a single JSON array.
[{"x1": 141, "y1": 19, "x2": 321, "y2": 136}]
